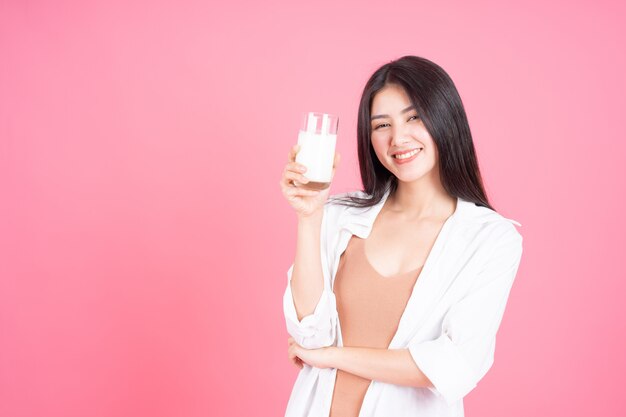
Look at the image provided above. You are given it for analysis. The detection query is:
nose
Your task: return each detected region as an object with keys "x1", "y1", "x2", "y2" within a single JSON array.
[{"x1": 391, "y1": 123, "x2": 412, "y2": 147}]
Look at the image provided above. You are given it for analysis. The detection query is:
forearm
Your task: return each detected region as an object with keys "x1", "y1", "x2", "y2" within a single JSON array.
[
  {"x1": 291, "y1": 211, "x2": 324, "y2": 321},
  {"x1": 329, "y1": 347, "x2": 433, "y2": 388}
]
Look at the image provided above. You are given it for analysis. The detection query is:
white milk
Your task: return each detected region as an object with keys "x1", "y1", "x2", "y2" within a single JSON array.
[{"x1": 295, "y1": 113, "x2": 337, "y2": 190}]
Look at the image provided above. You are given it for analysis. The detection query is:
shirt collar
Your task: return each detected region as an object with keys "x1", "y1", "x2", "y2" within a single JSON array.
[{"x1": 337, "y1": 187, "x2": 520, "y2": 238}]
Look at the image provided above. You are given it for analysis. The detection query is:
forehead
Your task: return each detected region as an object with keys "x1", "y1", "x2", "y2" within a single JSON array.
[{"x1": 371, "y1": 84, "x2": 412, "y2": 113}]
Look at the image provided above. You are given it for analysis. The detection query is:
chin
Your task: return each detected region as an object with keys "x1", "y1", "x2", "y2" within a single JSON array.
[
  {"x1": 397, "y1": 176, "x2": 423, "y2": 184},
  {"x1": 394, "y1": 169, "x2": 432, "y2": 183}
]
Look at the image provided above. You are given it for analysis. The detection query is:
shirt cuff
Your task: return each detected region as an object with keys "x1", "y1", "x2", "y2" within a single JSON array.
[{"x1": 283, "y1": 265, "x2": 338, "y2": 349}]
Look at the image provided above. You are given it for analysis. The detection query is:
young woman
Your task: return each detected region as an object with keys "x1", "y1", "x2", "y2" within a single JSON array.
[{"x1": 279, "y1": 55, "x2": 523, "y2": 417}]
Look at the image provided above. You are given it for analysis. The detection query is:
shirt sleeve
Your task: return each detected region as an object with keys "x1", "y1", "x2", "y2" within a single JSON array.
[
  {"x1": 407, "y1": 222, "x2": 523, "y2": 405},
  {"x1": 283, "y1": 265, "x2": 339, "y2": 349},
  {"x1": 282, "y1": 203, "x2": 339, "y2": 349}
]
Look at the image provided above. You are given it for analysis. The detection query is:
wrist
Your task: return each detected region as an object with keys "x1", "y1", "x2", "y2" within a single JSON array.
[
  {"x1": 325, "y1": 346, "x2": 340, "y2": 368},
  {"x1": 297, "y1": 209, "x2": 323, "y2": 225}
]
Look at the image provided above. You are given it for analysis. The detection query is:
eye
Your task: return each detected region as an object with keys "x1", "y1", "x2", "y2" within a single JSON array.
[
  {"x1": 408, "y1": 115, "x2": 420, "y2": 122},
  {"x1": 374, "y1": 123, "x2": 390, "y2": 130}
]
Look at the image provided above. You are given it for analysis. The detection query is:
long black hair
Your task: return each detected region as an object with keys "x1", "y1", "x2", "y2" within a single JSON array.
[{"x1": 329, "y1": 55, "x2": 495, "y2": 211}]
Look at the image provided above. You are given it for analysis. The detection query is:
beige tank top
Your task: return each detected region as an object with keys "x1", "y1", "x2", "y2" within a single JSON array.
[{"x1": 329, "y1": 235, "x2": 423, "y2": 417}]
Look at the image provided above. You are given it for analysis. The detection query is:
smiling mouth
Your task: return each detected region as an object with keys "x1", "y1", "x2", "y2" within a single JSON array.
[{"x1": 393, "y1": 148, "x2": 423, "y2": 159}]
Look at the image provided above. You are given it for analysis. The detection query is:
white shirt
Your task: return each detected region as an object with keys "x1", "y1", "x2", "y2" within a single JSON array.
[{"x1": 283, "y1": 187, "x2": 523, "y2": 417}]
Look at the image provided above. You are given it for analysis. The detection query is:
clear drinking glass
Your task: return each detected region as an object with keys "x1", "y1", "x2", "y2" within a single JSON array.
[{"x1": 293, "y1": 112, "x2": 339, "y2": 190}]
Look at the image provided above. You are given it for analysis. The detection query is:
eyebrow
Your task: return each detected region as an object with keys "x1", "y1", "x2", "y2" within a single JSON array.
[{"x1": 371, "y1": 105, "x2": 416, "y2": 121}]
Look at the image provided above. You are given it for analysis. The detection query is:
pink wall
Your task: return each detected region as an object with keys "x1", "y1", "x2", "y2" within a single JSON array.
[{"x1": 2, "y1": 1, "x2": 625, "y2": 416}]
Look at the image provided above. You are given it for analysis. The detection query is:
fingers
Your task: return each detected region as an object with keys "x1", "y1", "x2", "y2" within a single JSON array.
[
  {"x1": 288, "y1": 144, "x2": 301, "y2": 163},
  {"x1": 284, "y1": 185, "x2": 321, "y2": 198},
  {"x1": 284, "y1": 169, "x2": 310, "y2": 186},
  {"x1": 284, "y1": 162, "x2": 307, "y2": 181},
  {"x1": 280, "y1": 145, "x2": 329, "y2": 198},
  {"x1": 288, "y1": 337, "x2": 303, "y2": 369},
  {"x1": 280, "y1": 156, "x2": 309, "y2": 189},
  {"x1": 292, "y1": 357, "x2": 303, "y2": 369},
  {"x1": 279, "y1": 177, "x2": 321, "y2": 197},
  {"x1": 289, "y1": 354, "x2": 303, "y2": 369},
  {"x1": 280, "y1": 166, "x2": 320, "y2": 197}
]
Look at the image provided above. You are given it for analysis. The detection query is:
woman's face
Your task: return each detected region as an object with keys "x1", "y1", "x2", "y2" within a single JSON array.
[{"x1": 370, "y1": 83, "x2": 439, "y2": 183}]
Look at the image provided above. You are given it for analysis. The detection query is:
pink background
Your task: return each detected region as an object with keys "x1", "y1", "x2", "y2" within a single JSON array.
[{"x1": 2, "y1": 1, "x2": 625, "y2": 416}]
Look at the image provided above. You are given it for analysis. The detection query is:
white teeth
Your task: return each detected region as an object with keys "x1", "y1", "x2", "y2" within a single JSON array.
[{"x1": 394, "y1": 148, "x2": 421, "y2": 159}]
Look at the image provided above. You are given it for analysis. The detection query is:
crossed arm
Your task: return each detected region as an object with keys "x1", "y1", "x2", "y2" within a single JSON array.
[{"x1": 287, "y1": 337, "x2": 434, "y2": 389}]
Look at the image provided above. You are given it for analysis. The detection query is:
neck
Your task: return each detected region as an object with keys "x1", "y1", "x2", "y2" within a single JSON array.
[{"x1": 386, "y1": 174, "x2": 456, "y2": 221}]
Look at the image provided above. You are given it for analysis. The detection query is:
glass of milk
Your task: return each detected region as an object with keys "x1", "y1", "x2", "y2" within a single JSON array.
[{"x1": 293, "y1": 112, "x2": 339, "y2": 190}]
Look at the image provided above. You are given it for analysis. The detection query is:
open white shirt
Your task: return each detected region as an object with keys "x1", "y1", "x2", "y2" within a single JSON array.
[{"x1": 283, "y1": 187, "x2": 523, "y2": 417}]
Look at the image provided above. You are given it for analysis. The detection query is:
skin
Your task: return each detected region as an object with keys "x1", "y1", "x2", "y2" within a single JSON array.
[{"x1": 285, "y1": 83, "x2": 458, "y2": 389}]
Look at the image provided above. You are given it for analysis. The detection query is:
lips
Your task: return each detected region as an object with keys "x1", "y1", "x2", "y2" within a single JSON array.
[
  {"x1": 392, "y1": 148, "x2": 422, "y2": 164},
  {"x1": 392, "y1": 148, "x2": 423, "y2": 159}
]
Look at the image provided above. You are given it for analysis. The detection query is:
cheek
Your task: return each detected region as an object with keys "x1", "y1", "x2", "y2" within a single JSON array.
[
  {"x1": 371, "y1": 141, "x2": 390, "y2": 165},
  {"x1": 370, "y1": 134, "x2": 388, "y2": 154},
  {"x1": 371, "y1": 141, "x2": 383, "y2": 156},
  {"x1": 426, "y1": 139, "x2": 438, "y2": 160},
  {"x1": 417, "y1": 129, "x2": 435, "y2": 148}
]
